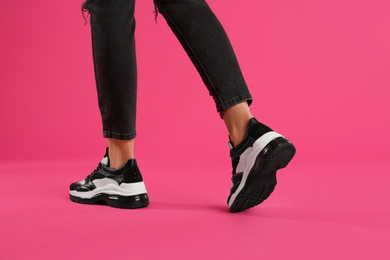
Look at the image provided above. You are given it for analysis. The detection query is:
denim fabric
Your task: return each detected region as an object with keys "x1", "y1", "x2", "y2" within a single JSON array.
[{"x1": 82, "y1": 0, "x2": 253, "y2": 140}]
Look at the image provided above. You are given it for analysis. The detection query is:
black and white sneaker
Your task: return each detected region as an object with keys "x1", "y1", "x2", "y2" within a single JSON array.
[
  {"x1": 69, "y1": 148, "x2": 149, "y2": 209},
  {"x1": 227, "y1": 118, "x2": 296, "y2": 213}
]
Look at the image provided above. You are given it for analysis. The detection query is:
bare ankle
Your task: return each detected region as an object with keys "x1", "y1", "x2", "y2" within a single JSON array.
[
  {"x1": 229, "y1": 133, "x2": 246, "y2": 147},
  {"x1": 107, "y1": 138, "x2": 135, "y2": 169},
  {"x1": 223, "y1": 101, "x2": 253, "y2": 147}
]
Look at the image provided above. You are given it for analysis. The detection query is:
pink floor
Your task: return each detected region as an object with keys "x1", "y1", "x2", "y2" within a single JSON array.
[
  {"x1": 1, "y1": 0, "x2": 389, "y2": 259},
  {"x1": 1, "y1": 159, "x2": 389, "y2": 259}
]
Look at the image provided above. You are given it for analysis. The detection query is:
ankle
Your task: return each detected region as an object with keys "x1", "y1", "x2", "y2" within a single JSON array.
[
  {"x1": 109, "y1": 156, "x2": 132, "y2": 169},
  {"x1": 227, "y1": 120, "x2": 251, "y2": 146},
  {"x1": 107, "y1": 138, "x2": 135, "y2": 169},
  {"x1": 223, "y1": 102, "x2": 253, "y2": 147},
  {"x1": 229, "y1": 123, "x2": 250, "y2": 146}
]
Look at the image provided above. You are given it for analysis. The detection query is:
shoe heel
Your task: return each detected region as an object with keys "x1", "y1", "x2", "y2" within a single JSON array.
[
  {"x1": 262, "y1": 138, "x2": 296, "y2": 173},
  {"x1": 103, "y1": 193, "x2": 149, "y2": 209}
]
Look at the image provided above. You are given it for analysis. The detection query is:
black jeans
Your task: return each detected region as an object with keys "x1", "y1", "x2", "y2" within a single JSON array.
[{"x1": 82, "y1": 0, "x2": 253, "y2": 140}]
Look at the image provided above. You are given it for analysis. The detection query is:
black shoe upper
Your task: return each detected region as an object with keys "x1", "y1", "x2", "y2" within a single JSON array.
[
  {"x1": 228, "y1": 118, "x2": 273, "y2": 197},
  {"x1": 229, "y1": 118, "x2": 273, "y2": 171},
  {"x1": 70, "y1": 149, "x2": 143, "y2": 192},
  {"x1": 229, "y1": 118, "x2": 273, "y2": 158}
]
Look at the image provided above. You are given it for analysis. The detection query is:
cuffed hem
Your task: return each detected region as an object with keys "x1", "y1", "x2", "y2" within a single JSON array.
[
  {"x1": 218, "y1": 94, "x2": 253, "y2": 119},
  {"x1": 103, "y1": 130, "x2": 136, "y2": 140}
]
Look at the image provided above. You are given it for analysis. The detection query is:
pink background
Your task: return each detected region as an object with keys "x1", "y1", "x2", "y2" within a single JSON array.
[{"x1": 0, "y1": 0, "x2": 389, "y2": 259}]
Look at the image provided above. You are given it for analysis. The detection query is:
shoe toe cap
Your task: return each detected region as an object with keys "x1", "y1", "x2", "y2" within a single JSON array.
[
  {"x1": 69, "y1": 182, "x2": 90, "y2": 191},
  {"x1": 69, "y1": 182, "x2": 80, "y2": 191}
]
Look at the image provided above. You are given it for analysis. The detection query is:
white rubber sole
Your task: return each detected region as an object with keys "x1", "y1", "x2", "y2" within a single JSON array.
[
  {"x1": 228, "y1": 131, "x2": 283, "y2": 208},
  {"x1": 70, "y1": 179, "x2": 147, "y2": 199}
]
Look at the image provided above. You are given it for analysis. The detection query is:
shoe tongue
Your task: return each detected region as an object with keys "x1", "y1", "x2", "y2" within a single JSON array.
[
  {"x1": 228, "y1": 138, "x2": 234, "y2": 150},
  {"x1": 101, "y1": 147, "x2": 110, "y2": 167},
  {"x1": 101, "y1": 156, "x2": 109, "y2": 166}
]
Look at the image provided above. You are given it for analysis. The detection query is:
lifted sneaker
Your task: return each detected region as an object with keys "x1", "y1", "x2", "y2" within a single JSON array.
[
  {"x1": 227, "y1": 118, "x2": 295, "y2": 213},
  {"x1": 69, "y1": 148, "x2": 149, "y2": 209}
]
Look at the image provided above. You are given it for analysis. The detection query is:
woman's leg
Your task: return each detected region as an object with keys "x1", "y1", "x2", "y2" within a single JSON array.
[
  {"x1": 154, "y1": 0, "x2": 254, "y2": 145},
  {"x1": 69, "y1": 0, "x2": 148, "y2": 210},
  {"x1": 154, "y1": 0, "x2": 253, "y2": 119},
  {"x1": 154, "y1": 0, "x2": 296, "y2": 213},
  {"x1": 82, "y1": 0, "x2": 137, "y2": 168}
]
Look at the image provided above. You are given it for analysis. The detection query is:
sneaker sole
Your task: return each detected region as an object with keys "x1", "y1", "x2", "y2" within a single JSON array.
[
  {"x1": 229, "y1": 137, "x2": 295, "y2": 213},
  {"x1": 69, "y1": 193, "x2": 149, "y2": 209}
]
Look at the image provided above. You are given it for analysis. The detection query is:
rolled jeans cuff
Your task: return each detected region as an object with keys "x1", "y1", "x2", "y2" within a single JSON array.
[
  {"x1": 219, "y1": 94, "x2": 253, "y2": 119},
  {"x1": 103, "y1": 130, "x2": 136, "y2": 140}
]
